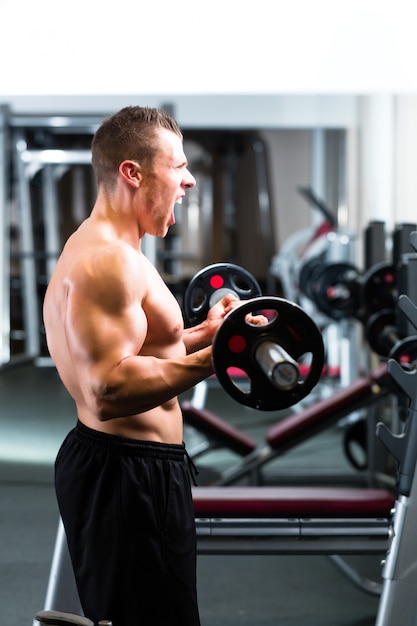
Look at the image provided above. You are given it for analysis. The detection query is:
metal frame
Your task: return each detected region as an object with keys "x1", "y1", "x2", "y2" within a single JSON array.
[
  {"x1": 3, "y1": 114, "x2": 103, "y2": 367},
  {"x1": 0, "y1": 105, "x2": 11, "y2": 364},
  {"x1": 13, "y1": 136, "x2": 93, "y2": 363},
  {"x1": 195, "y1": 515, "x2": 390, "y2": 556},
  {"x1": 375, "y1": 287, "x2": 417, "y2": 625}
]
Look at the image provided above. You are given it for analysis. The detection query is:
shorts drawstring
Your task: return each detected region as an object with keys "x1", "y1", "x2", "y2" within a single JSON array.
[{"x1": 183, "y1": 443, "x2": 199, "y2": 486}]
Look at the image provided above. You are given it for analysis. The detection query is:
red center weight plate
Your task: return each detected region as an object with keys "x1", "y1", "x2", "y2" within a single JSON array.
[
  {"x1": 212, "y1": 296, "x2": 325, "y2": 411},
  {"x1": 184, "y1": 263, "x2": 262, "y2": 327}
]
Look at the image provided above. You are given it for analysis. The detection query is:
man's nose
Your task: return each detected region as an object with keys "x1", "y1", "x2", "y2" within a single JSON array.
[{"x1": 184, "y1": 170, "x2": 196, "y2": 189}]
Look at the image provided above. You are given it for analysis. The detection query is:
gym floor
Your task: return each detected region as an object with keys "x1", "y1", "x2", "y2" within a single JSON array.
[{"x1": 1, "y1": 364, "x2": 384, "y2": 626}]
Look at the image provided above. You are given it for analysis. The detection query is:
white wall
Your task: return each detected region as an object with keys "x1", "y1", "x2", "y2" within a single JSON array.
[
  {"x1": 2, "y1": 0, "x2": 417, "y2": 252},
  {"x1": 262, "y1": 130, "x2": 311, "y2": 248},
  {"x1": 358, "y1": 95, "x2": 417, "y2": 236},
  {"x1": 1, "y1": 0, "x2": 416, "y2": 97}
]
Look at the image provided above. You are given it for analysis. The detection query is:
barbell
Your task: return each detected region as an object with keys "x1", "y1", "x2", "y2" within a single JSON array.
[{"x1": 183, "y1": 264, "x2": 325, "y2": 410}]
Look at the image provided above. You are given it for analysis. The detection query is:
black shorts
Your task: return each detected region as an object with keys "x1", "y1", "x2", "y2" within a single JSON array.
[{"x1": 55, "y1": 421, "x2": 201, "y2": 626}]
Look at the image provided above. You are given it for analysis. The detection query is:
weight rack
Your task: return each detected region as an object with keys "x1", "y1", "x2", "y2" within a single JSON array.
[{"x1": 375, "y1": 273, "x2": 417, "y2": 623}]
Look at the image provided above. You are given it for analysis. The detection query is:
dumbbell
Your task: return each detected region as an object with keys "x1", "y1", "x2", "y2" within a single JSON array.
[
  {"x1": 365, "y1": 308, "x2": 417, "y2": 366},
  {"x1": 360, "y1": 261, "x2": 397, "y2": 319},
  {"x1": 183, "y1": 264, "x2": 325, "y2": 410},
  {"x1": 183, "y1": 263, "x2": 262, "y2": 326},
  {"x1": 299, "y1": 259, "x2": 397, "y2": 322},
  {"x1": 299, "y1": 260, "x2": 361, "y2": 320}
]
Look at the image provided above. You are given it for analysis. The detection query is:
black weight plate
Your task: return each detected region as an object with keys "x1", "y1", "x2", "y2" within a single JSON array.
[
  {"x1": 361, "y1": 261, "x2": 397, "y2": 316},
  {"x1": 365, "y1": 309, "x2": 398, "y2": 357},
  {"x1": 309, "y1": 262, "x2": 361, "y2": 320},
  {"x1": 212, "y1": 296, "x2": 325, "y2": 411},
  {"x1": 389, "y1": 335, "x2": 417, "y2": 370},
  {"x1": 184, "y1": 263, "x2": 262, "y2": 327},
  {"x1": 343, "y1": 418, "x2": 368, "y2": 471},
  {"x1": 298, "y1": 258, "x2": 326, "y2": 299}
]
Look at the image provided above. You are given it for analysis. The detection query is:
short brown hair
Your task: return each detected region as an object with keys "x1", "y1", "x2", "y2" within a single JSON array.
[{"x1": 91, "y1": 106, "x2": 183, "y2": 189}]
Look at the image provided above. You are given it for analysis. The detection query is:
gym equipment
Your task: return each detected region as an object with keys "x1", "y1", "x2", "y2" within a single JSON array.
[
  {"x1": 35, "y1": 611, "x2": 93, "y2": 625},
  {"x1": 374, "y1": 293, "x2": 417, "y2": 624},
  {"x1": 193, "y1": 484, "x2": 395, "y2": 596},
  {"x1": 37, "y1": 482, "x2": 395, "y2": 626},
  {"x1": 300, "y1": 261, "x2": 361, "y2": 320},
  {"x1": 35, "y1": 611, "x2": 112, "y2": 626},
  {"x1": 343, "y1": 417, "x2": 369, "y2": 471},
  {"x1": 360, "y1": 261, "x2": 397, "y2": 318},
  {"x1": 195, "y1": 286, "x2": 417, "y2": 615},
  {"x1": 183, "y1": 262, "x2": 262, "y2": 327},
  {"x1": 299, "y1": 258, "x2": 397, "y2": 322},
  {"x1": 365, "y1": 309, "x2": 399, "y2": 357},
  {"x1": 298, "y1": 257, "x2": 326, "y2": 300},
  {"x1": 365, "y1": 309, "x2": 417, "y2": 359},
  {"x1": 364, "y1": 220, "x2": 386, "y2": 269},
  {"x1": 269, "y1": 187, "x2": 341, "y2": 306},
  {"x1": 185, "y1": 235, "x2": 417, "y2": 489},
  {"x1": 211, "y1": 296, "x2": 325, "y2": 411},
  {"x1": 183, "y1": 401, "x2": 257, "y2": 462},
  {"x1": 342, "y1": 332, "x2": 417, "y2": 465},
  {"x1": 392, "y1": 222, "x2": 417, "y2": 266},
  {"x1": 183, "y1": 363, "x2": 395, "y2": 487},
  {"x1": 189, "y1": 310, "x2": 417, "y2": 486},
  {"x1": 193, "y1": 485, "x2": 394, "y2": 557},
  {"x1": 397, "y1": 253, "x2": 417, "y2": 338},
  {"x1": 361, "y1": 223, "x2": 415, "y2": 320},
  {"x1": 297, "y1": 186, "x2": 337, "y2": 228}
]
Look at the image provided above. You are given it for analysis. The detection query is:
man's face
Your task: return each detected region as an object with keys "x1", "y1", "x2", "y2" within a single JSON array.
[{"x1": 140, "y1": 128, "x2": 196, "y2": 238}]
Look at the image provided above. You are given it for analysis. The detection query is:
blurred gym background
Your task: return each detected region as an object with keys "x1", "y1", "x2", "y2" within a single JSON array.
[{"x1": 1, "y1": 2, "x2": 417, "y2": 625}]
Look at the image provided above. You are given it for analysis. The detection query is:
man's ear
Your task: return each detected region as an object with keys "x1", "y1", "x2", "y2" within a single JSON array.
[{"x1": 119, "y1": 160, "x2": 142, "y2": 188}]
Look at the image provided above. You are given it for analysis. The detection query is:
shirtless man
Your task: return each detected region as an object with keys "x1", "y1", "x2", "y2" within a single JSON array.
[{"x1": 43, "y1": 106, "x2": 257, "y2": 626}]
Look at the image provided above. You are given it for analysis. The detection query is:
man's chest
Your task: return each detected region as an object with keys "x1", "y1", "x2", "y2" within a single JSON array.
[{"x1": 141, "y1": 270, "x2": 184, "y2": 350}]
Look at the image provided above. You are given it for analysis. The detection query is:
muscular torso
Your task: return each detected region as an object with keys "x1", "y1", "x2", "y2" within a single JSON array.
[{"x1": 43, "y1": 218, "x2": 187, "y2": 443}]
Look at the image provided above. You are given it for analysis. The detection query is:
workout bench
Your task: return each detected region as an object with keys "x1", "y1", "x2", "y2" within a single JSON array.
[
  {"x1": 193, "y1": 485, "x2": 394, "y2": 555},
  {"x1": 183, "y1": 363, "x2": 395, "y2": 486},
  {"x1": 182, "y1": 399, "x2": 257, "y2": 461},
  {"x1": 193, "y1": 484, "x2": 395, "y2": 594},
  {"x1": 39, "y1": 482, "x2": 395, "y2": 625}
]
